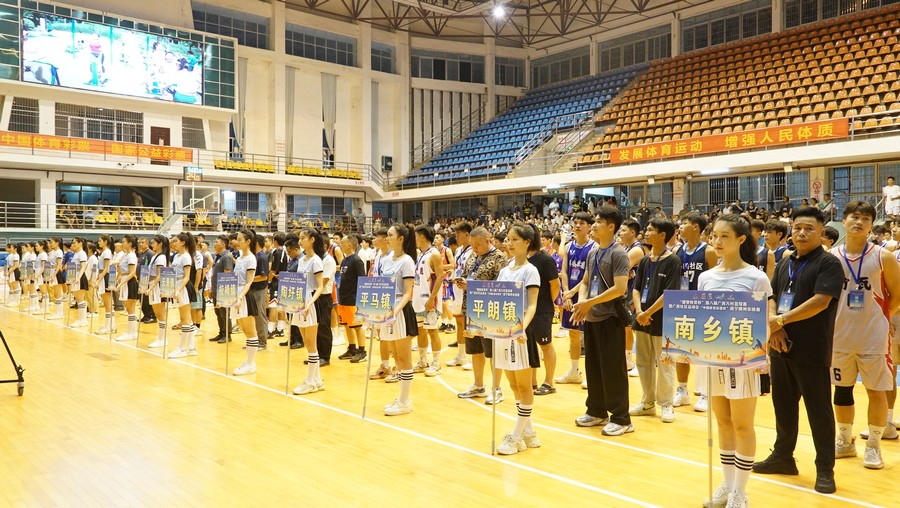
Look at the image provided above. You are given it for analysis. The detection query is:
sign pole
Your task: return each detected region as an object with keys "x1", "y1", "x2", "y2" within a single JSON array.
[
  {"x1": 361, "y1": 324, "x2": 375, "y2": 419},
  {"x1": 284, "y1": 316, "x2": 291, "y2": 395},
  {"x1": 224, "y1": 306, "x2": 230, "y2": 375},
  {"x1": 707, "y1": 365, "x2": 713, "y2": 507},
  {"x1": 491, "y1": 356, "x2": 497, "y2": 455}
]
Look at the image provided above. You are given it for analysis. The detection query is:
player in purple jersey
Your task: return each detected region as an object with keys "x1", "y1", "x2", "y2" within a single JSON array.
[{"x1": 558, "y1": 212, "x2": 596, "y2": 385}]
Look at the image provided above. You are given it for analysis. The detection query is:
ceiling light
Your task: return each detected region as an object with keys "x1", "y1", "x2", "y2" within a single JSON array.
[{"x1": 492, "y1": 5, "x2": 505, "y2": 19}]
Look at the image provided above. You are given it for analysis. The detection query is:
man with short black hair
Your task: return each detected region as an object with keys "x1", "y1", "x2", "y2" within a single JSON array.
[
  {"x1": 209, "y1": 235, "x2": 234, "y2": 343},
  {"x1": 137, "y1": 237, "x2": 156, "y2": 323},
  {"x1": 764, "y1": 220, "x2": 790, "y2": 263},
  {"x1": 754, "y1": 206, "x2": 844, "y2": 495}
]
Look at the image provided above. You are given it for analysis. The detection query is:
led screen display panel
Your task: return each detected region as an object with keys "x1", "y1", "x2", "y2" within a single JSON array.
[{"x1": 21, "y1": 10, "x2": 204, "y2": 105}]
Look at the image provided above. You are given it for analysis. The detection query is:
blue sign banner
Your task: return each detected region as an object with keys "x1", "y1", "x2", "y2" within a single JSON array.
[
  {"x1": 66, "y1": 262, "x2": 77, "y2": 284},
  {"x1": 355, "y1": 276, "x2": 396, "y2": 324},
  {"x1": 25, "y1": 261, "x2": 35, "y2": 279},
  {"x1": 108, "y1": 264, "x2": 117, "y2": 283},
  {"x1": 465, "y1": 280, "x2": 525, "y2": 341},
  {"x1": 159, "y1": 267, "x2": 177, "y2": 298},
  {"x1": 216, "y1": 273, "x2": 238, "y2": 308},
  {"x1": 138, "y1": 266, "x2": 150, "y2": 294},
  {"x1": 278, "y1": 272, "x2": 305, "y2": 313},
  {"x1": 42, "y1": 264, "x2": 52, "y2": 282},
  {"x1": 662, "y1": 290, "x2": 768, "y2": 369}
]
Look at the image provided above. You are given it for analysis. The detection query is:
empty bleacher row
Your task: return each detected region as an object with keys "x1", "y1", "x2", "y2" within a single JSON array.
[
  {"x1": 582, "y1": 4, "x2": 900, "y2": 164},
  {"x1": 213, "y1": 159, "x2": 363, "y2": 180},
  {"x1": 398, "y1": 66, "x2": 646, "y2": 187}
]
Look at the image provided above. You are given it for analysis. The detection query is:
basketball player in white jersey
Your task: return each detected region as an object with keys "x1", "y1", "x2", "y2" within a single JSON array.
[
  {"x1": 446, "y1": 222, "x2": 474, "y2": 369},
  {"x1": 830, "y1": 201, "x2": 900, "y2": 470},
  {"x1": 413, "y1": 225, "x2": 444, "y2": 376}
]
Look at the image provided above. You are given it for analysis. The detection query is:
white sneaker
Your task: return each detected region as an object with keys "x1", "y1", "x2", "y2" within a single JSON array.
[
  {"x1": 485, "y1": 387, "x2": 504, "y2": 405},
  {"x1": 384, "y1": 398, "x2": 412, "y2": 416},
  {"x1": 424, "y1": 361, "x2": 442, "y2": 377},
  {"x1": 703, "y1": 483, "x2": 731, "y2": 508},
  {"x1": 48, "y1": 313, "x2": 64, "y2": 320},
  {"x1": 725, "y1": 489, "x2": 748, "y2": 508},
  {"x1": 115, "y1": 333, "x2": 136, "y2": 341},
  {"x1": 674, "y1": 386, "x2": 692, "y2": 407},
  {"x1": 555, "y1": 368, "x2": 583, "y2": 384},
  {"x1": 70, "y1": 319, "x2": 88, "y2": 328},
  {"x1": 332, "y1": 334, "x2": 347, "y2": 346},
  {"x1": 863, "y1": 446, "x2": 884, "y2": 469},
  {"x1": 522, "y1": 431, "x2": 541, "y2": 448},
  {"x1": 694, "y1": 395, "x2": 708, "y2": 412},
  {"x1": 94, "y1": 327, "x2": 117, "y2": 334},
  {"x1": 147, "y1": 339, "x2": 166, "y2": 348},
  {"x1": 628, "y1": 366, "x2": 639, "y2": 377},
  {"x1": 293, "y1": 380, "x2": 319, "y2": 395},
  {"x1": 661, "y1": 405, "x2": 675, "y2": 423},
  {"x1": 413, "y1": 359, "x2": 428, "y2": 373},
  {"x1": 497, "y1": 433, "x2": 526, "y2": 455},
  {"x1": 316, "y1": 379, "x2": 326, "y2": 391},
  {"x1": 835, "y1": 437, "x2": 857, "y2": 458},
  {"x1": 554, "y1": 328, "x2": 568, "y2": 338},
  {"x1": 461, "y1": 362, "x2": 473, "y2": 371},
  {"x1": 629, "y1": 404, "x2": 656, "y2": 416},
  {"x1": 601, "y1": 422, "x2": 635, "y2": 436},
  {"x1": 860, "y1": 422, "x2": 899, "y2": 440},
  {"x1": 167, "y1": 348, "x2": 188, "y2": 359},
  {"x1": 445, "y1": 356, "x2": 465, "y2": 367},
  {"x1": 232, "y1": 363, "x2": 256, "y2": 376}
]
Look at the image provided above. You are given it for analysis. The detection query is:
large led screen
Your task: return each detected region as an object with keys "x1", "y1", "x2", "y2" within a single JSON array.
[{"x1": 21, "y1": 10, "x2": 204, "y2": 105}]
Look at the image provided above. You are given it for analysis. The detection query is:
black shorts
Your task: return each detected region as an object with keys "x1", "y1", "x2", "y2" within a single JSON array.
[
  {"x1": 528, "y1": 313, "x2": 554, "y2": 346},
  {"x1": 79, "y1": 274, "x2": 89, "y2": 290},
  {"x1": 245, "y1": 293, "x2": 261, "y2": 316},
  {"x1": 56, "y1": 272, "x2": 66, "y2": 285},
  {"x1": 522, "y1": 328, "x2": 542, "y2": 368},
  {"x1": 126, "y1": 278, "x2": 139, "y2": 301},
  {"x1": 465, "y1": 335, "x2": 493, "y2": 357}
]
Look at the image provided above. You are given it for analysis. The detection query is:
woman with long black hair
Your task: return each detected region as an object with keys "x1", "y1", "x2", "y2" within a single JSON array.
[
  {"x1": 68, "y1": 237, "x2": 89, "y2": 327},
  {"x1": 95, "y1": 234, "x2": 116, "y2": 334},
  {"x1": 114, "y1": 235, "x2": 139, "y2": 341},
  {"x1": 146, "y1": 235, "x2": 171, "y2": 348},
  {"x1": 167, "y1": 232, "x2": 198, "y2": 357},
  {"x1": 232, "y1": 229, "x2": 261, "y2": 375},
  {"x1": 292, "y1": 228, "x2": 326, "y2": 393}
]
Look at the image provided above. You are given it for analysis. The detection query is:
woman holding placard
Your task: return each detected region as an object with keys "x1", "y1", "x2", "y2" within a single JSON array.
[
  {"x1": 232, "y1": 230, "x2": 261, "y2": 376},
  {"x1": 22, "y1": 243, "x2": 37, "y2": 313},
  {"x1": 95, "y1": 235, "x2": 117, "y2": 334},
  {"x1": 35, "y1": 241, "x2": 48, "y2": 315},
  {"x1": 167, "y1": 233, "x2": 197, "y2": 357},
  {"x1": 494, "y1": 223, "x2": 541, "y2": 455},
  {"x1": 291, "y1": 228, "x2": 326, "y2": 393},
  {"x1": 146, "y1": 235, "x2": 171, "y2": 348},
  {"x1": 47, "y1": 237, "x2": 65, "y2": 320},
  {"x1": 697, "y1": 215, "x2": 772, "y2": 508},
  {"x1": 4, "y1": 243, "x2": 21, "y2": 308},
  {"x1": 114, "y1": 235, "x2": 140, "y2": 342},
  {"x1": 68, "y1": 237, "x2": 89, "y2": 328}
]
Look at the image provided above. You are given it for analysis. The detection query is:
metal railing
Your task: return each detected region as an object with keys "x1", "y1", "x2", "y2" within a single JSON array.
[
  {"x1": 411, "y1": 103, "x2": 487, "y2": 167},
  {"x1": 513, "y1": 110, "x2": 594, "y2": 163}
]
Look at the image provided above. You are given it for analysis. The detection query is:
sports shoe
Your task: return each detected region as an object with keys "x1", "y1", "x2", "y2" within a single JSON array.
[
  {"x1": 70, "y1": 319, "x2": 88, "y2": 328},
  {"x1": 439, "y1": 323, "x2": 448, "y2": 332},
  {"x1": 315, "y1": 379, "x2": 326, "y2": 391},
  {"x1": 702, "y1": 483, "x2": 731, "y2": 508},
  {"x1": 232, "y1": 363, "x2": 256, "y2": 376},
  {"x1": 575, "y1": 414, "x2": 609, "y2": 427},
  {"x1": 115, "y1": 333, "x2": 137, "y2": 342},
  {"x1": 725, "y1": 489, "x2": 748, "y2": 508},
  {"x1": 752, "y1": 453, "x2": 799, "y2": 475},
  {"x1": 554, "y1": 328, "x2": 567, "y2": 338},
  {"x1": 292, "y1": 380, "x2": 319, "y2": 395},
  {"x1": 384, "y1": 398, "x2": 412, "y2": 416},
  {"x1": 48, "y1": 313, "x2": 64, "y2": 320},
  {"x1": 338, "y1": 349, "x2": 356, "y2": 360},
  {"x1": 148, "y1": 339, "x2": 166, "y2": 348},
  {"x1": 445, "y1": 356, "x2": 466, "y2": 367},
  {"x1": 424, "y1": 361, "x2": 442, "y2": 377},
  {"x1": 384, "y1": 367, "x2": 400, "y2": 383},
  {"x1": 628, "y1": 366, "x2": 639, "y2": 377},
  {"x1": 458, "y1": 385, "x2": 487, "y2": 398},
  {"x1": 187, "y1": 348, "x2": 199, "y2": 356},
  {"x1": 461, "y1": 362, "x2": 473, "y2": 371},
  {"x1": 661, "y1": 404, "x2": 675, "y2": 423},
  {"x1": 332, "y1": 334, "x2": 347, "y2": 346},
  {"x1": 860, "y1": 422, "x2": 899, "y2": 440},
  {"x1": 445, "y1": 324, "x2": 456, "y2": 333},
  {"x1": 863, "y1": 446, "x2": 884, "y2": 469},
  {"x1": 602, "y1": 422, "x2": 635, "y2": 436},
  {"x1": 167, "y1": 348, "x2": 188, "y2": 359},
  {"x1": 522, "y1": 431, "x2": 541, "y2": 448},
  {"x1": 350, "y1": 350, "x2": 367, "y2": 363},
  {"x1": 629, "y1": 404, "x2": 656, "y2": 417},
  {"x1": 496, "y1": 433, "x2": 526, "y2": 455},
  {"x1": 485, "y1": 387, "x2": 504, "y2": 405},
  {"x1": 555, "y1": 368, "x2": 583, "y2": 384},
  {"x1": 533, "y1": 383, "x2": 556, "y2": 395},
  {"x1": 694, "y1": 395, "x2": 708, "y2": 412},
  {"x1": 369, "y1": 365, "x2": 390, "y2": 380},
  {"x1": 581, "y1": 379, "x2": 587, "y2": 390},
  {"x1": 835, "y1": 437, "x2": 857, "y2": 458},
  {"x1": 413, "y1": 359, "x2": 428, "y2": 373},
  {"x1": 673, "y1": 386, "x2": 691, "y2": 407},
  {"x1": 94, "y1": 327, "x2": 117, "y2": 334}
]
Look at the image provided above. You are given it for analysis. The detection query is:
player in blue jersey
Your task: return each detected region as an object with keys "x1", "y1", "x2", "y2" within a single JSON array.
[
  {"x1": 751, "y1": 219, "x2": 776, "y2": 281},
  {"x1": 674, "y1": 212, "x2": 718, "y2": 412},
  {"x1": 618, "y1": 219, "x2": 647, "y2": 377},
  {"x1": 558, "y1": 212, "x2": 595, "y2": 385},
  {"x1": 763, "y1": 220, "x2": 789, "y2": 263}
]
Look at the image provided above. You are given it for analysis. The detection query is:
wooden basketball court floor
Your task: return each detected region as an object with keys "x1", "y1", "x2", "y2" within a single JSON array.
[{"x1": 0, "y1": 303, "x2": 895, "y2": 507}]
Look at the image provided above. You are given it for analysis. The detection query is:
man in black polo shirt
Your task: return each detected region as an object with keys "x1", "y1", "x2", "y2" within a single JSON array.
[
  {"x1": 753, "y1": 206, "x2": 844, "y2": 494},
  {"x1": 209, "y1": 235, "x2": 234, "y2": 343},
  {"x1": 267, "y1": 232, "x2": 288, "y2": 339},
  {"x1": 137, "y1": 237, "x2": 156, "y2": 323}
]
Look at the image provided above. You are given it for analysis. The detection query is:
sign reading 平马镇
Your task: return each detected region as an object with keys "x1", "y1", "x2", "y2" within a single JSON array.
[
  {"x1": 662, "y1": 290, "x2": 768, "y2": 369},
  {"x1": 277, "y1": 272, "x2": 305, "y2": 313},
  {"x1": 355, "y1": 277, "x2": 396, "y2": 324},
  {"x1": 465, "y1": 280, "x2": 525, "y2": 341},
  {"x1": 216, "y1": 273, "x2": 238, "y2": 308}
]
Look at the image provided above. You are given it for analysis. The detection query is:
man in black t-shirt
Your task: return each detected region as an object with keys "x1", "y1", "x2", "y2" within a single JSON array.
[
  {"x1": 336, "y1": 234, "x2": 367, "y2": 363},
  {"x1": 636, "y1": 203, "x2": 651, "y2": 230},
  {"x1": 778, "y1": 196, "x2": 794, "y2": 218},
  {"x1": 267, "y1": 232, "x2": 288, "y2": 339},
  {"x1": 631, "y1": 218, "x2": 682, "y2": 424},
  {"x1": 528, "y1": 240, "x2": 560, "y2": 395},
  {"x1": 250, "y1": 235, "x2": 270, "y2": 348}
]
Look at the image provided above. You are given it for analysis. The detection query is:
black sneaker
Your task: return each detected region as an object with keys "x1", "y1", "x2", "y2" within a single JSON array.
[
  {"x1": 814, "y1": 471, "x2": 836, "y2": 494},
  {"x1": 140, "y1": 317, "x2": 157, "y2": 324},
  {"x1": 449, "y1": 341, "x2": 458, "y2": 347},
  {"x1": 217, "y1": 336, "x2": 232, "y2": 344},
  {"x1": 290, "y1": 342, "x2": 303, "y2": 349},
  {"x1": 209, "y1": 335, "x2": 224, "y2": 342},
  {"x1": 438, "y1": 323, "x2": 448, "y2": 331},
  {"x1": 350, "y1": 350, "x2": 367, "y2": 363},
  {"x1": 338, "y1": 349, "x2": 356, "y2": 360},
  {"x1": 446, "y1": 325, "x2": 456, "y2": 332},
  {"x1": 753, "y1": 453, "x2": 799, "y2": 475},
  {"x1": 273, "y1": 329, "x2": 284, "y2": 337}
]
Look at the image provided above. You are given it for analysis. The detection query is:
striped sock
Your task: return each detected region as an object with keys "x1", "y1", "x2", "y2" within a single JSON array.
[
  {"x1": 181, "y1": 325, "x2": 193, "y2": 349},
  {"x1": 514, "y1": 403, "x2": 532, "y2": 436},
  {"x1": 720, "y1": 450, "x2": 736, "y2": 488},
  {"x1": 734, "y1": 452, "x2": 754, "y2": 494},
  {"x1": 398, "y1": 369, "x2": 414, "y2": 403},
  {"x1": 105, "y1": 312, "x2": 113, "y2": 330},
  {"x1": 77, "y1": 301, "x2": 87, "y2": 321},
  {"x1": 158, "y1": 321, "x2": 167, "y2": 342},
  {"x1": 246, "y1": 337, "x2": 259, "y2": 364},
  {"x1": 128, "y1": 314, "x2": 138, "y2": 337},
  {"x1": 307, "y1": 353, "x2": 319, "y2": 382}
]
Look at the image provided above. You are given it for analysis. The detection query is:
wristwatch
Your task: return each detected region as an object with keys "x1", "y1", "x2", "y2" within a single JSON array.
[{"x1": 775, "y1": 315, "x2": 784, "y2": 328}]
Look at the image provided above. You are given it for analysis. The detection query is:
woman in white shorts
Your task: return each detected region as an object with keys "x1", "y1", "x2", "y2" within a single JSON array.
[
  {"x1": 35, "y1": 240, "x2": 48, "y2": 314},
  {"x1": 22, "y1": 242, "x2": 37, "y2": 313},
  {"x1": 697, "y1": 215, "x2": 773, "y2": 508},
  {"x1": 5, "y1": 243, "x2": 21, "y2": 308},
  {"x1": 68, "y1": 237, "x2": 90, "y2": 328},
  {"x1": 47, "y1": 237, "x2": 65, "y2": 320},
  {"x1": 113, "y1": 235, "x2": 139, "y2": 341},
  {"x1": 146, "y1": 235, "x2": 171, "y2": 348},
  {"x1": 292, "y1": 228, "x2": 326, "y2": 394},
  {"x1": 232, "y1": 230, "x2": 260, "y2": 376},
  {"x1": 95, "y1": 235, "x2": 116, "y2": 334},
  {"x1": 167, "y1": 233, "x2": 198, "y2": 358}
]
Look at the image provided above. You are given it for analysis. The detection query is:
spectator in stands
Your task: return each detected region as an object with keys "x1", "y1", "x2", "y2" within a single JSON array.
[
  {"x1": 636, "y1": 202, "x2": 651, "y2": 229},
  {"x1": 778, "y1": 196, "x2": 794, "y2": 218},
  {"x1": 132, "y1": 191, "x2": 143, "y2": 208},
  {"x1": 356, "y1": 207, "x2": 366, "y2": 234},
  {"x1": 821, "y1": 194, "x2": 835, "y2": 221}
]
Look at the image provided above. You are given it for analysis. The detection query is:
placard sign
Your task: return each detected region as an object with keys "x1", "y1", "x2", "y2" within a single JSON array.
[
  {"x1": 278, "y1": 272, "x2": 305, "y2": 313},
  {"x1": 215, "y1": 273, "x2": 238, "y2": 308},
  {"x1": 355, "y1": 276, "x2": 395, "y2": 324},
  {"x1": 465, "y1": 280, "x2": 525, "y2": 341},
  {"x1": 159, "y1": 267, "x2": 177, "y2": 299},
  {"x1": 662, "y1": 290, "x2": 768, "y2": 369},
  {"x1": 65, "y1": 262, "x2": 76, "y2": 284}
]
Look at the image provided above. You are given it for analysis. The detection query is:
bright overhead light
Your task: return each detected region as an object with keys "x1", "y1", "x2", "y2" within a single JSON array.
[
  {"x1": 492, "y1": 5, "x2": 505, "y2": 18},
  {"x1": 700, "y1": 168, "x2": 730, "y2": 175}
]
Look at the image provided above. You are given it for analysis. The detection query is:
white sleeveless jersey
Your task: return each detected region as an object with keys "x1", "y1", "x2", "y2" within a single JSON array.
[
  {"x1": 830, "y1": 244, "x2": 891, "y2": 354},
  {"x1": 413, "y1": 247, "x2": 437, "y2": 312}
]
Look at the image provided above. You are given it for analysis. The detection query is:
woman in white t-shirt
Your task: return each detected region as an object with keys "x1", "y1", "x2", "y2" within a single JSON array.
[
  {"x1": 68, "y1": 237, "x2": 90, "y2": 328},
  {"x1": 95, "y1": 235, "x2": 116, "y2": 334},
  {"x1": 35, "y1": 240, "x2": 49, "y2": 314},
  {"x1": 146, "y1": 235, "x2": 171, "y2": 349},
  {"x1": 291, "y1": 229, "x2": 326, "y2": 394},
  {"x1": 494, "y1": 223, "x2": 541, "y2": 455},
  {"x1": 232, "y1": 230, "x2": 261, "y2": 376},
  {"x1": 46, "y1": 237, "x2": 65, "y2": 320},
  {"x1": 114, "y1": 235, "x2": 140, "y2": 342},
  {"x1": 4, "y1": 243, "x2": 21, "y2": 308},
  {"x1": 167, "y1": 233, "x2": 197, "y2": 357},
  {"x1": 697, "y1": 215, "x2": 773, "y2": 508},
  {"x1": 22, "y1": 243, "x2": 38, "y2": 313}
]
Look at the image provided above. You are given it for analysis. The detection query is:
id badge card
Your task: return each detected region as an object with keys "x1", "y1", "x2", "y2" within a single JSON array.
[
  {"x1": 641, "y1": 286, "x2": 649, "y2": 304},
  {"x1": 777, "y1": 292, "x2": 794, "y2": 314},
  {"x1": 680, "y1": 275, "x2": 690, "y2": 290},
  {"x1": 847, "y1": 290, "x2": 865, "y2": 310},
  {"x1": 589, "y1": 275, "x2": 600, "y2": 297}
]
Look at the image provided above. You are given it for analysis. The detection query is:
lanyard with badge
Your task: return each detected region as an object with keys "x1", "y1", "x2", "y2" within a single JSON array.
[
  {"x1": 841, "y1": 245, "x2": 868, "y2": 310},
  {"x1": 641, "y1": 257, "x2": 661, "y2": 304},
  {"x1": 589, "y1": 243, "x2": 616, "y2": 297},
  {"x1": 777, "y1": 257, "x2": 810, "y2": 314}
]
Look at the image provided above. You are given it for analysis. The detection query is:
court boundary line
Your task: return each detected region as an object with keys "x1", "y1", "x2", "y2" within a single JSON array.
[{"x1": 3, "y1": 307, "x2": 656, "y2": 508}]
